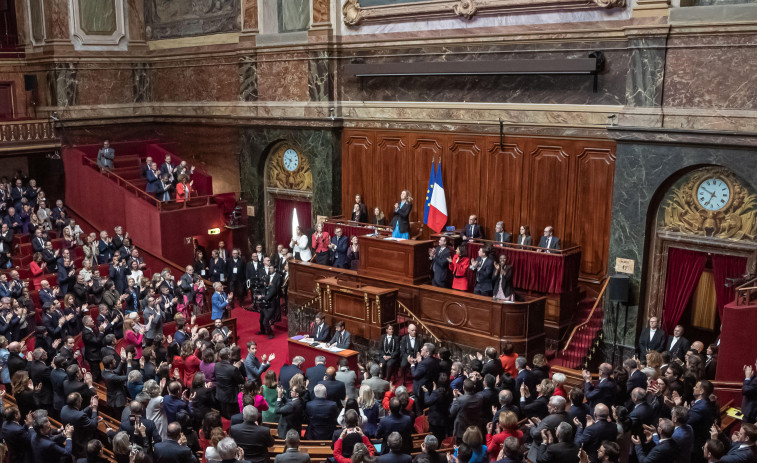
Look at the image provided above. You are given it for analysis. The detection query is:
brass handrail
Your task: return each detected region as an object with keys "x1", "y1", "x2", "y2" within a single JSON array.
[
  {"x1": 561, "y1": 277, "x2": 609, "y2": 354},
  {"x1": 397, "y1": 300, "x2": 440, "y2": 344},
  {"x1": 736, "y1": 276, "x2": 757, "y2": 306}
]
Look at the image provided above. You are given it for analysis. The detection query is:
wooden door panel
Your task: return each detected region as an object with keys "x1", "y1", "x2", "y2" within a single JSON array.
[
  {"x1": 445, "y1": 136, "x2": 482, "y2": 231},
  {"x1": 410, "y1": 135, "x2": 444, "y2": 225},
  {"x1": 485, "y1": 138, "x2": 525, "y2": 240},
  {"x1": 527, "y1": 144, "x2": 570, "y2": 245},
  {"x1": 573, "y1": 147, "x2": 615, "y2": 278},
  {"x1": 342, "y1": 132, "x2": 374, "y2": 217},
  {"x1": 375, "y1": 133, "x2": 409, "y2": 224}
]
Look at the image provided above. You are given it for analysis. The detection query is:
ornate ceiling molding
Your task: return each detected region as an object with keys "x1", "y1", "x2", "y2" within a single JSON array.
[{"x1": 343, "y1": 0, "x2": 625, "y2": 26}]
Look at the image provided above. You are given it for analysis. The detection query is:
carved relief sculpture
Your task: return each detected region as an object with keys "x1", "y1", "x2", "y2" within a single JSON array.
[{"x1": 659, "y1": 168, "x2": 757, "y2": 241}]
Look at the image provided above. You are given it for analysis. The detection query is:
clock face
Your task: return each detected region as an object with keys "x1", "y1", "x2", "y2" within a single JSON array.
[
  {"x1": 283, "y1": 149, "x2": 299, "y2": 171},
  {"x1": 697, "y1": 177, "x2": 730, "y2": 211}
]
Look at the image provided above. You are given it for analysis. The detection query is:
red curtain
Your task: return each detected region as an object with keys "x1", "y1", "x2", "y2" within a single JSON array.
[
  {"x1": 712, "y1": 253, "x2": 747, "y2": 318},
  {"x1": 274, "y1": 199, "x2": 312, "y2": 247},
  {"x1": 662, "y1": 247, "x2": 707, "y2": 332}
]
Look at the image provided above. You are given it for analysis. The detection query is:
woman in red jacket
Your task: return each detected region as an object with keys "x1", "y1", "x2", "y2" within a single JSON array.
[
  {"x1": 448, "y1": 245, "x2": 471, "y2": 291},
  {"x1": 312, "y1": 222, "x2": 331, "y2": 265},
  {"x1": 30, "y1": 252, "x2": 47, "y2": 289}
]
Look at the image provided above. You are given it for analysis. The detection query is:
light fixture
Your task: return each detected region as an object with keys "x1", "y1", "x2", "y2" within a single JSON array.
[{"x1": 208, "y1": 228, "x2": 221, "y2": 235}]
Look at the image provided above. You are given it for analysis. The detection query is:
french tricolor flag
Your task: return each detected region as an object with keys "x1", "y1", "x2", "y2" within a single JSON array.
[{"x1": 427, "y1": 161, "x2": 448, "y2": 233}]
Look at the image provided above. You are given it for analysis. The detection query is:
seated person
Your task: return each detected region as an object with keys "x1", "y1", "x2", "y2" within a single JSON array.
[
  {"x1": 461, "y1": 214, "x2": 484, "y2": 241},
  {"x1": 538, "y1": 226, "x2": 560, "y2": 251},
  {"x1": 493, "y1": 221, "x2": 511, "y2": 243},
  {"x1": 329, "y1": 321, "x2": 351, "y2": 349}
]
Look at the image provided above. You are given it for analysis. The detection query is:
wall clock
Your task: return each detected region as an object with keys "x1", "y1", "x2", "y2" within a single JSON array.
[
  {"x1": 696, "y1": 177, "x2": 731, "y2": 211},
  {"x1": 283, "y1": 148, "x2": 299, "y2": 171}
]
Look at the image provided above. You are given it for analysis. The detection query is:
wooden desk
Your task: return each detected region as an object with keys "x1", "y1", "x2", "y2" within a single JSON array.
[
  {"x1": 316, "y1": 277, "x2": 397, "y2": 340},
  {"x1": 287, "y1": 337, "x2": 359, "y2": 372},
  {"x1": 358, "y1": 235, "x2": 434, "y2": 285}
]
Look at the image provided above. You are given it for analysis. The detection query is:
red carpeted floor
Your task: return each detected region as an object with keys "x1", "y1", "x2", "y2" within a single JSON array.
[{"x1": 230, "y1": 306, "x2": 290, "y2": 375}]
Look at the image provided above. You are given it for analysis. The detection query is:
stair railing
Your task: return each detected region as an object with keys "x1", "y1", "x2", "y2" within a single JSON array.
[
  {"x1": 560, "y1": 277, "x2": 609, "y2": 369},
  {"x1": 396, "y1": 301, "x2": 440, "y2": 344}
]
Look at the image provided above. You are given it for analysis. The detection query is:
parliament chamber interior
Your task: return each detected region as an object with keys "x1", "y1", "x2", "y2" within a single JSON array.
[{"x1": 0, "y1": 0, "x2": 755, "y2": 462}]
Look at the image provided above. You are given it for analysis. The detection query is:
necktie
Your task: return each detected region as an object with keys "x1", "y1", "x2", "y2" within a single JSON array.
[
  {"x1": 317, "y1": 324, "x2": 322, "y2": 338},
  {"x1": 547, "y1": 237, "x2": 551, "y2": 248}
]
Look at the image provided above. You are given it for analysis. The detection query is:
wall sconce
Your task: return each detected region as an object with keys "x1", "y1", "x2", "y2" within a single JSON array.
[{"x1": 208, "y1": 228, "x2": 221, "y2": 235}]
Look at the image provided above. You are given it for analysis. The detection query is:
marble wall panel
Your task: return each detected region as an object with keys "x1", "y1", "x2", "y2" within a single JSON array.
[
  {"x1": 239, "y1": 127, "x2": 339, "y2": 244},
  {"x1": 127, "y1": 0, "x2": 146, "y2": 42},
  {"x1": 47, "y1": 63, "x2": 78, "y2": 107},
  {"x1": 664, "y1": 35, "x2": 757, "y2": 110},
  {"x1": 625, "y1": 37, "x2": 665, "y2": 107},
  {"x1": 308, "y1": 51, "x2": 332, "y2": 102},
  {"x1": 79, "y1": 0, "x2": 117, "y2": 35},
  {"x1": 243, "y1": 0, "x2": 258, "y2": 30},
  {"x1": 257, "y1": 54, "x2": 309, "y2": 101},
  {"x1": 606, "y1": 139, "x2": 757, "y2": 346},
  {"x1": 46, "y1": 0, "x2": 70, "y2": 40},
  {"x1": 239, "y1": 55, "x2": 258, "y2": 101},
  {"x1": 151, "y1": 60, "x2": 239, "y2": 102},
  {"x1": 133, "y1": 63, "x2": 153, "y2": 103},
  {"x1": 76, "y1": 65, "x2": 134, "y2": 105},
  {"x1": 338, "y1": 42, "x2": 629, "y2": 105}
]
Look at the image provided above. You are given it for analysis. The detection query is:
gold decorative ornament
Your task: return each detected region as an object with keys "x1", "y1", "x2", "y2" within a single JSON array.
[
  {"x1": 268, "y1": 145, "x2": 312, "y2": 192},
  {"x1": 660, "y1": 168, "x2": 757, "y2": 240}
]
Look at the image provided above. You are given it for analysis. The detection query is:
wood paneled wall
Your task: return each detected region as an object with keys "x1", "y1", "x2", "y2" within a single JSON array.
[{"x1": 341, "y1": 129, "x2": 616, "y2": 281}]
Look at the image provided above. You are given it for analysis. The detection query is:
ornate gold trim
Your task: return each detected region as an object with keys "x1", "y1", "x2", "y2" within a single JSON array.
[{"x1": 343, "y1": 0, "x2": 625, "y2": 26}]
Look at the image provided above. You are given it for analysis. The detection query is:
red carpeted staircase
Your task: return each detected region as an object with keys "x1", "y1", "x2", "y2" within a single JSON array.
[{"x1": 552, "y1": 294, "x2": 605, "y2": 370}]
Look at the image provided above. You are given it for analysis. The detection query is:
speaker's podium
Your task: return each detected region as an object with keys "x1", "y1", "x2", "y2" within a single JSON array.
[{"x1": 358, "y1": 235, "x2": 435, "y2": 285}]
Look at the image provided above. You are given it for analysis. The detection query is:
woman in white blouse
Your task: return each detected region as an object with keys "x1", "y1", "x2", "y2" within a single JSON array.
[{"x1": 290, "y1": 226, "x2": 312, "y2": 261}]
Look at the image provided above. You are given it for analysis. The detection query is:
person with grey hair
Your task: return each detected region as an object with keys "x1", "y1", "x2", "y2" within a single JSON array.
[
  {"x1": 275, "y1": 429, "x2": 310, "y2": 463},
  {"x1": 494, "y1": 221, "x2": 512, "y2": 243},
  {"x1": 306, "y1": 383, "x2": 339, "y2": 440},
  {"x1": 154, "y1": 422, "x2": 198, "y2": 463},
  {"x1": 493, "y1": 389, "x2": 521, "y2": 424},
  {"x1": 527, "y1": 395, "x2": 569, "y2": 461},
  {"x1": 229, "y1": 405, "x2": 273, "y2": 463},
  {"x1": 417, "y1": 434, "x2": 442, "y2": 463},
  {"x1": 408, "y1": 342, "x2": 439, "y2": 409},
  {"x1": 536, "y1": 421, "x2": 579, "y2": 463},
  {"x1": 363, "y1": 363, "x2": 390, "y2": 400},
  {"x1": 279, "y1": 356, "x2": 305, "y2": 393},
  {"x1": 305, "y1": 355, "x2": 327, "y2": 395},
  {"x1": 515, "y1": 357, "x2": 537, "y2": 401},
  {"x1": 214, "y1": 347, "x2": 245, "y2": 418},
  {"x1": 628, "y1": 387, "x2": 654, "y2": 436},
  {"x1": 215, "y1": 437, "x2": 246, "y2": 462}
]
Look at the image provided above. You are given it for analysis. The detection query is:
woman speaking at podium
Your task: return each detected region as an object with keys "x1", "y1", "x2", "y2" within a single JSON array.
[{"x1": 390, "y1": 189, "x2": 413, "y2": 239}]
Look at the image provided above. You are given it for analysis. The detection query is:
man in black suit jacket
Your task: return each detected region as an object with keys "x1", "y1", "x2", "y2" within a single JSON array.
[
  {"x1": 31, "y1": 416, "x2": 74, "y2": 461},
  {"x1": 310, "y1": 313, "x2": 330, "y2": 342},
  {"x1": 31, "y1": 228, "x2": 47, "y2": 253},
  {"x1": 63, "y1": 364, "x2": 96, "y2": 406},
  {"x1": 279, "y1": 357, "x2": 305, "y2": 393},
  {"x1": 256, "y1": 266, "x2": 281, "y2": 339},
  {"x1": 275, "y1": 430, "x2": 311, "y2": 463},
  {"x1": 637, "y1": 316, "x2": 666, "y2": 361},
  {"x1": 230, "y1": 405, "x2": 274, "y2": 463},
  {"x1": 305, "y1": 356, "x2": 327, "y2": 395},
  {"x1": 536, "y1": 421, "x2": 580, "y2": 463},
  {"x1": 82, "y1": 315, "x2": 105, "y2": 381},
  {"x1": 399, "y1": 324, "x2": 423, "y2": 376},
  {"x1": 317, "y1": 366, "x2": 346, "y2": 408},
  {"x1": 472, "y1": 247, "x2": 495, "y2": 296},
  {"x1": 624, "y1": 358, "x2": 648, "y2": 407},
  {"x1": 305, "y1": 384, "x2": 339, "y2": 440},
  {"x1": 2, "y1": 407, "x2": 32, "y2": 463},
  {"x1": 226, "y1": 249, "x2": 246, "y2": 309},
  {"x1": 633, "y1": 419, "x2": 678, "y2": 463},
  {"x1": 450, "y1": 379, "x2": 485, "y2": 442},
  {"x1": 377, "y1": 432, "x2": 413, "y2": 463},
  {"x1": 743, "y1": 361, "x2": 757, "y2": 424},
  {"x1": 493, "y1": 221, "x2": 512, "y2": 243},
  {"x1": 461, "y1": 214, "x2": 484, "y2": 241},
  {"x1": 664, "y1": 325, "x2": 690, "y2": 362},
  {"x1": 628, "y1": 388, "x2": 655, "y2": 436},
  {"x1": 409, "y1": 342, "x2": 440, "y2": 409},
  {"x1": 582, "y1": 363, "x2": 616, "y2": 415},
  {"x1": 60, "y1": 392, "x2": 99, "y2": 458},
  {"x1": 119, "y1": 400, "x2": 162, "y2": 452},
  {"x1": 275, "y1": 386, "x2": 305, "y2": 439},
  {"x1": 29, "y1": 348, "x2": 53, "y2": 411},
  {"x1": 214, "y1": 348, "x2": 245, "y2": 418},
  {"x1": 102, "y1": 354, "x2": 129, "y2": 417},
  {"x1": 538, "y1": 226, "x2": 561, "y2": 251},
  {"x1": 429, "y1": 236, "x2": 452, "y2": 288},
  {"x1": 0, "y1": 223, "x2": 13, "y2": 268},
  {"x1": 719, "y1": 423, "x2": 757, "y2": 463},
  {"x1": 154, "y1": 422, "x2": 198, "y2": 463},
  {"x1": 574, "y1": 404, "x2": 618, "y2": 463},
  {"x1": 377, "y1": 398, "x2": 414, "y2": 454},
  {"x1": 328, "y1": 228, "x2": 349, "y2": 269},
  {"x1": 515, "y1": 357, "x2": 537, "y2": 401},
  {"x1": 379, "y1": 325, "x2": 401, "y2": 381}
]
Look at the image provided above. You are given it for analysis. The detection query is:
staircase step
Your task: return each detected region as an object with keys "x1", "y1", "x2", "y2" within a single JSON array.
[{"x1": 113, "y1": 155, "x2": 142, "y2": 168}]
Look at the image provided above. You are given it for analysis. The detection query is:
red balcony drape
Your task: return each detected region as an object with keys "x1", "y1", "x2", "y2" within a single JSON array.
[
  {"x1": 274, "y1": 199, "x2": 311, "y2": 248},
  {"x1": 662, "y1": 247, "x2": 707, "y2": 332},
  {"x1": 712, "y1": 253, "x2": 747, "y2": 319}
]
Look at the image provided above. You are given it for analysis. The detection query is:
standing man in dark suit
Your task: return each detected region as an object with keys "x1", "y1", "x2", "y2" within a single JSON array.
[
  {"x1": 317, "y1": 366, "x2": 347, "y2": 408},
  {"x1": 2, "y1": 406, "x2": 33, "y2": 463},
  {"x1": 686, "y1": 380, "x2": 716, "y2": 458},
  {"x1": 378, "y1": 325, "x2": 400, "y2": 381},
  {"x1": 582, "y1": 363, "x2": 616, "y2": 414},
  {"x1": 82, "y1": 315, "x2": 106, "y2": 381},
  {"x1": 29, "y1": 348, "x2": 53, "y2": 413},
  {"x1": 377, "y1": 397, "x2": 414, "y2": 454},
  {"x1": 310, "y1": 313, "x2": 330, "y2": 342},
  {"x1": 226, "y1": 248, "x2": 246, "y2": 309},
  {"x1": 472, "y1": 247, "x2": 495, "y2": 296},
  {"x1": 275, "y1": 430, "x2": 311, "y2": 463},
  {"x1": 328, "y1": 227, "x2": 349, "y2": 269},
  {"x1": 275, "y1": 387, "x2": 306, "y2": 439},
  {"x1": 109, "y1": 255, "x2": 129, "y2": 295},
  {"x1": 154, "y1": 422, "x2": 198, "y2": 463},
  {"x1": 256, "y1": 265, "x2": 281, "y2": 339},
  {"x1": 119, "y1": 400, "x2": 162, "y2": 452},
  {"x1": 429, "y1": 235, "x2": 451, "y2": 288},
  {"x1": 31, "y1": 416, "x2": 74, "y2": 461},
  {"x1": 743, "y1": 360, "x2": 757, "y2": 424},
  {"x1": 305, "y1": 384, "x2": 339, "y2": 440},
  {"x1": 0, "y1": 223, "x2": 13, "y2": 268},
  {"x1": 536, "y1": 421, "x2": 579, "y2": 463},
  {"x1": 60, "y1": 392, "x2": 99, "y2": 458},
  {"x1": 493, "y1": 221, "x2": 512, "y2": 243},
  {"x1": 638, "y1": 317, "x2": 667, "y2": 362},
  {"x1": 717, "y1": 423, "x2": 757, "y2": 463},
  {"x1": 408, "y1": 342, "x2": 440, "y2": 409},
  {"x1": 214, "y1": 348, "x2": 245, "y2": 418},
  {"x1": 628, "y1": 388, "x2": 655, "y2": 436},
  {"x1": 102, "y1": 353, "x2": 129, "y2": 419},
  {"x1": 514, "y1": 356, "x2": 537, "y2": 401},
  {"x1": 279, "y1": 356, "x2": 305, "y2": 393},
  {"x1": 244, "y1": 340, "x2": 273, "y2": 383},
  {"x1": 305, "y1": 356, "x2": 327, "y2": 395},
  {"x1": 450, "y1": 379, "x2": 485, "y2": 443},
  {"x1": 461, "y1": 214, "x2": 484, "y2": 242},
  {"x1": 229, "y1": 405, "x2": 274, "y2": 463},
  {"x1": 665, "y1": 325, "x2": 690, "y2": 362},
  {"x1": 538, "y1": 226, "x2": 561, "y2": 251},
  {"x1": 573, "y1": 403, "x2": 618, "y2": 463},
  {"x1": 633, "y1": 419, "x2": 678, "y2": 463},
  {"x1": 399, "y1": 323, "x2": 423, "y2": 381},
  {"x1": 624, "y1": 359, "x2": 648, "y2": 406}
]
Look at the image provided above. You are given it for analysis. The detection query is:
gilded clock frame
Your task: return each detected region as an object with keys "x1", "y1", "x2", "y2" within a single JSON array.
[{"x1": 694, "y1": 175, "x2": 734, "y2": 212}]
